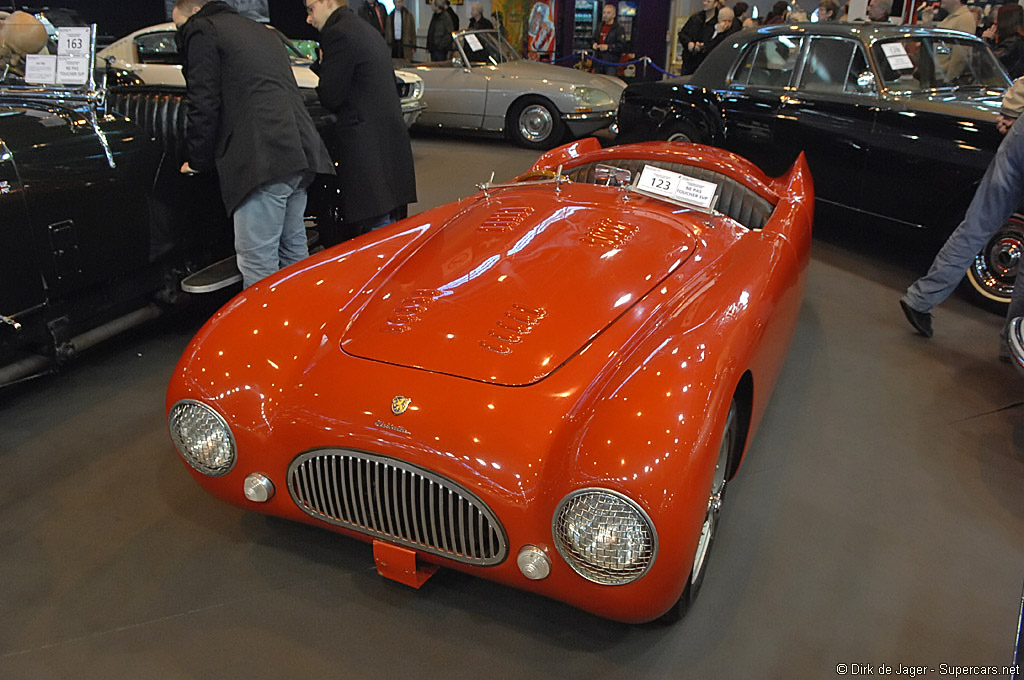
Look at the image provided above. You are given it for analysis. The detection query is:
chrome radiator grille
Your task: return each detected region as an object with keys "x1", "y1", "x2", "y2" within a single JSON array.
[{"x1": 287, "y1": 450, "x2": 507, "y2": 566}]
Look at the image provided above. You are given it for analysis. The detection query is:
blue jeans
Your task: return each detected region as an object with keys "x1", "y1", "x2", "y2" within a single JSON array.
[
  {"x1": 349, "y1": 211, "x2": 395, "y2": 236},
  {"x1": 233, "y1": 172, "x2": 310, "y2": 288},
  {"x1": 902, "y1": 118, "x2": 1024, "y2": 340}
]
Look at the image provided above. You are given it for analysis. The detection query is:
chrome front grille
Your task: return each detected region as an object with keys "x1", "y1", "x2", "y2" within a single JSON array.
[{"x1": 287, "y1": 450, "x2": 508, "y2": 566}]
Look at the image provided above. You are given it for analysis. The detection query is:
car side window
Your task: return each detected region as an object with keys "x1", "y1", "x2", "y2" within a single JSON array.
[
  {"x1": 732, "y1": 36, "x2": 804, "y2": 88},
  {"x1": 134, "y1": 32, "x2": 180, "y2": 65},
  {"x1": 799, "y1": 37, "x2": 874, "y2": 96}
]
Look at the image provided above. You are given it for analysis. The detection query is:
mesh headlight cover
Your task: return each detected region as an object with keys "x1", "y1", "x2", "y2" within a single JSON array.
[
  {"x1": 168, "y1": 400, "x2": 236, "y2": 476},
  {"x1": 552, "y1": 489, "x2": 657, "y2": 585}
]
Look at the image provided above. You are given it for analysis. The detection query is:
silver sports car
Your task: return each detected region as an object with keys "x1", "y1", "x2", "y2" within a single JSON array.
[{"x1": 409, "y1": 30, "x2": 625, "y2": 148}]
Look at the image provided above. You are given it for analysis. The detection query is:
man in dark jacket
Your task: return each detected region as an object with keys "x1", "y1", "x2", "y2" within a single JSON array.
[
  {"x1": 358, "y1": 0, "x2": 387, "y2": 38},
  {"x1": 468, "y1": 3, "x2": 493, "y2": 29},
  {"x1": 427, "y1": 0, "x2": 455, "y2": 61},
  {"x1": 678, "y1": 0, "x2": 722, "y2": 75},
  {"x1": 591, "y1": 3, "x2": 625, "y2": 76},
  {"x1": 444, "y1": 0, "x2": 460, "y2": 31},
  {"x1": 173, "y1": 0, "x2": 333, "y2": 288},
  {"x1": 306, "y1": 0, "x2": 417, "y2": 235}
]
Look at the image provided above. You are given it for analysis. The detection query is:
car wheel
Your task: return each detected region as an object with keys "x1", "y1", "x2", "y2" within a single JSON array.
[
  {"x1": 966, "y1": 214, "x2": 1024, "y2": 306},
  {"x1": 507, "y1": 96, "x2": 566, "y2": 150},
  {"x1": 657, "y1": 399, "x2": 737, "y2": 624},
  {"x1": 661, "y1": 120, "x2": 704, "y2": 144}
]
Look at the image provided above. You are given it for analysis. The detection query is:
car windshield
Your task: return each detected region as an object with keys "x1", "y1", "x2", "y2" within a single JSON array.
[
  {"x1": 871, "y1": 37, "x2": 1010, "y2": 92},
  {"x1": 457, "y1": 30, "x2": 519, "y2": 66},
  {"x1": 134, "y1": 26, "x2": 312, "y2": 67}
]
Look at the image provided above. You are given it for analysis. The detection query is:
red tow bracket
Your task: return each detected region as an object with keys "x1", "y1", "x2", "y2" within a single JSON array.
[{"x1": 372, "y1": 540, "x2": 438, "y2": 589}]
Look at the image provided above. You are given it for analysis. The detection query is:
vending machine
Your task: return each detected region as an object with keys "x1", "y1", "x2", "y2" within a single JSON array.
[{"x1": 573, "y1": 0, "x2": 599, "y2": 52}]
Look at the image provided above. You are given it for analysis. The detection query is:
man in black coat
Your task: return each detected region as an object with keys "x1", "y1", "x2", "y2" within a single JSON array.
[
  {"x1": 357, "y1": 0, "x2": 387, "y2": 38},
  {"x1": 173, "y1": 0, "x2": 333, "y2": 288},
  {"x1": 591, "y1": 3, "x2": 625, "y2": 76},
  {"x1": 306, "y1": 0, "x2": 417, "y2": 235},
  {"x1": 444, "y1": 0, "x2": 460, "y2": 31},
  {"x1": 468, "y1": 3, "x2": 493, "y2": 29},
  {"x1": 427, "y1": 0, "x2": 455, "y2": 61},
  {"x1": 678, "y1": 0, "x2": 721, "y2": 75}
]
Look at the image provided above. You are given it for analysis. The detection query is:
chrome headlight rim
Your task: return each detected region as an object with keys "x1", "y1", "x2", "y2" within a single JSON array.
[
  {"x1": 551, "y1": 487, "x2": 658, "y2": 586},
  {"x1": 168, "y1": 398, "x2": 236, "y2": 477}
]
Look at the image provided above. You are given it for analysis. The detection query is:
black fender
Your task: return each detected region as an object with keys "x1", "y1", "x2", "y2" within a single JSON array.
[{"x1": 618, "y1": 83, "x2": 726, "y2": 146}]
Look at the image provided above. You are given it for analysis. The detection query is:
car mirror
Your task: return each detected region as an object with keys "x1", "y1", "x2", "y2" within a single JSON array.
[
  {"x1": 452, "y1": 55, "x2": 465, "y2": 68},
  {"x1": 855, "y1": 71, "x2": 877, "y2": 93}
]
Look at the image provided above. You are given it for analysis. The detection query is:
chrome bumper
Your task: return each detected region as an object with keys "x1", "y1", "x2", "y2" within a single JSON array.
[
  {"x1": 562, "y1": 110, "x2": 616, "y2": 136},
  {"x1": 402, "y1": 101, "x2": 427, "y2": 128}
]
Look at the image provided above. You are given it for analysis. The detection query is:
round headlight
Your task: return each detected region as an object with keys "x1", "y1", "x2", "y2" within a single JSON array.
[
  {"x1": 552, "y1": 488, "x2": 657, "y2": 585},
  {"x1": 168, "y1": 400, "x2": 236, "y2": 476},
  {"x1": 571, "y1": 85, "x2": 615, "y2": 109}
]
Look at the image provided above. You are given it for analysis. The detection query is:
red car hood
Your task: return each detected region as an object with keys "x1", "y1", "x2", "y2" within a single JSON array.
[{"x1": 341, "y1": 186, "x2": 697, "y2": 386}]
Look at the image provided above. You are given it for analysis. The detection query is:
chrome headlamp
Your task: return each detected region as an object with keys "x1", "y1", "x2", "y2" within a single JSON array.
[
  {"x1": 168, "y1": 400, "x2": 236, "y2": 476},
  {"x1": 552, "y1": 488, "x2": 657, "y2": 585},
  {"x1": 571, "y1": 85, "x2": 615, "y2": 111}
]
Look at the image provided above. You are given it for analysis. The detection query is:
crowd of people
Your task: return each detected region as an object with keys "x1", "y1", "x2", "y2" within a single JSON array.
[{"x1": 677, "y1": 0, "x2": 1024, "y2": 77}]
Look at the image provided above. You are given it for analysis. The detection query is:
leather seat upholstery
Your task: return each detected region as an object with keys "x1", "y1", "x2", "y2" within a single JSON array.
[{"x1": 565, "y1": 159, "x2": 775, "y2": 230}]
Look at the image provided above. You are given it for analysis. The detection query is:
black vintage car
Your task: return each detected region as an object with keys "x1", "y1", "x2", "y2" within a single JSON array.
[
  {"x1": 616, "y1": 24, "x2": 1017, "y2": 304},
  {"x1": 0, "y1": 67, "x2": 242, "y2": 388}
]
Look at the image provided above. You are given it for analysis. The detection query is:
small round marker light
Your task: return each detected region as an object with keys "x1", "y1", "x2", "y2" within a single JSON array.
[
  {"x1": 517, "y1": 545, "x2": 551, "y2": 580},
  {"x1": 243, "y1": 473, "x2": 275, "y2": 503}
]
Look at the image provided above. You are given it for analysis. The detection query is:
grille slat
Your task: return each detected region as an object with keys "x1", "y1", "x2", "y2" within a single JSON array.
[
  {"x1": 444, "y1": 485, "x2": 456, "y2": 557},
  {"x1": 428, "y1": 481, "x2": 440, "y2": 551},
  {"x1": 288, "y1": 450, "x2": 507, "y2": 567},
  {"x1": 382, "y1": 465, "x2": 395, "y2": 536},
  {"x1": 353, "y1": 458, "x2": 368, "y2": 528},
  {"x1": 338, "y1": 456, "x2": 354, "y2": 522}
]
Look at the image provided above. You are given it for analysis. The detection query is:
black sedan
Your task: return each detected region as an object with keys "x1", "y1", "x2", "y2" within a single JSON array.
[{"x1": 616, "y1": 24, "x2": 1016, "y2": 304}]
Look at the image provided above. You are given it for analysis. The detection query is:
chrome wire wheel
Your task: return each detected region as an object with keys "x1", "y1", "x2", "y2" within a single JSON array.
[
  {"x1": 690, "y1": 401, "x2": 735, "y2": 586},
  {"x1": 518, "y1": 104, "x2": 554, "y2": 144},
  {"x1": 967, "y1": 215, "x2": 1024, "y2": 305}
]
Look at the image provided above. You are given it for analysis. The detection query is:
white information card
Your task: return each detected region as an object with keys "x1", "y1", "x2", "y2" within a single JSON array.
[
  {"x1": 24, "y1": 54, "x2": 57, "y2": 85},
  {"x1": 464, "y1": 33, "x2": 483, "y2": 53},
  {"x1": 634, "y1": 165, "x2": 719, "y2": 212},
  {"x1": 881, "y1": 42, "x2": 914, "y2": 71},
  {"x1": 57, "y1": 27, "x2": 91, "y2": 57}
]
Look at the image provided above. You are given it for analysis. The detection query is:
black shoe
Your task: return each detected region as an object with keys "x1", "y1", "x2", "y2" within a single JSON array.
[{"x1": 900, "y1": 300, "x2": 933, "y2": 338}]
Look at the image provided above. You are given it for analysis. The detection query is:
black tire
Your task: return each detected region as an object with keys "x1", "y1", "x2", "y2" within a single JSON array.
[
  {"x1": 506, "y1": 96, "x2": 566, "y2": 150},
  {"x1": 656, "y1": 399, "x2": 738, "y2": 625},
  {"x1": 966, "y1": 213, "x2": 1024, "y2": 307},
  {"x1": 661, "y1": 120, "x2": 704, "y2": 144}
]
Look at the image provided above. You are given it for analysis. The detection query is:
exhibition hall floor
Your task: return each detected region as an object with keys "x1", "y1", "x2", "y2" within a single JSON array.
[{"x1": 2, "y1": 134, "x2": 1022, "y2": 679}]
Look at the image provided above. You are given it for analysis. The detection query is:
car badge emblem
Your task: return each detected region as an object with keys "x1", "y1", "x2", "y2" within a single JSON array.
[{"x1": 391, "y1": 396, "x2": 412, "y2": 415}]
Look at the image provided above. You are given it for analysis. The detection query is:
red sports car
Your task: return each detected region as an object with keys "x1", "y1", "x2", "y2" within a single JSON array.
[{"x1": 166, "y1": 139, "x2": 812, "y2": 623}]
